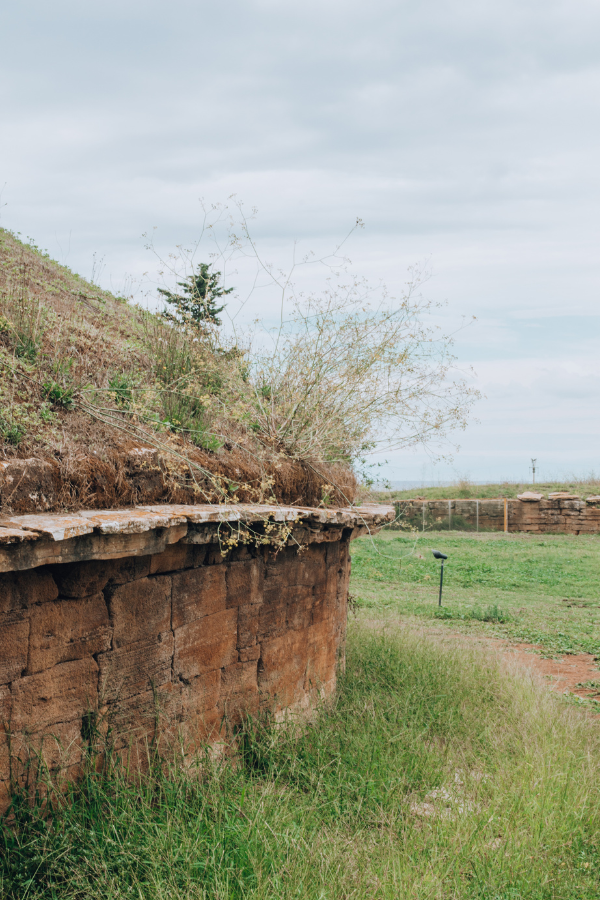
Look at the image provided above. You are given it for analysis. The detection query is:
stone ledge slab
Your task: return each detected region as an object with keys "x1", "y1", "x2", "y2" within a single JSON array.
[{"x1": 0, "y1": 503, "x2": 394, "y2": 573}]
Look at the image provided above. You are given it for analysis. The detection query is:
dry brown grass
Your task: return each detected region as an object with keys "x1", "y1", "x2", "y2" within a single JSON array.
[{"x1": 0, "y1": 229, "x2": 356, "y2": 512}]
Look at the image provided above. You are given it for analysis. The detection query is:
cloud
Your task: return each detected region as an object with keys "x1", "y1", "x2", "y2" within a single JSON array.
[{"x1": 1, "y1": 0, "x2": 599, "y2": 479}]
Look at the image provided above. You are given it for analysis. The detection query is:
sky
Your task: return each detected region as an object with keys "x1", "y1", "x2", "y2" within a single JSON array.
[{"x1": 1, "y1": 0, "x2": 599, "y2": 484}]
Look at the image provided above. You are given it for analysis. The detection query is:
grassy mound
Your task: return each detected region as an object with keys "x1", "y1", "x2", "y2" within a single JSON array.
[
  {"x1": 0, "y1": 229, "x2": 355, "y2": 511},
  {"x1": 2, "y1": 624, "x2": 600, "y2": 899}
]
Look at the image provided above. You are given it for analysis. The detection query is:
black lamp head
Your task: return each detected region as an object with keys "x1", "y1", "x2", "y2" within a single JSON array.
[{"x1": 432, "y1": 550, "x2": 448, "y2": 560}]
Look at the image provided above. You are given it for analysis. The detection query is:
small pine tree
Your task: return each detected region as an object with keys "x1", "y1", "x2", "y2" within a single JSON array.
[{"x1": 158, "y1": 263, "x2": 233, "y2": 328}]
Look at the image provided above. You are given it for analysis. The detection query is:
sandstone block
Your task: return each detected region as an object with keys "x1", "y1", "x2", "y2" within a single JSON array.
[
  {"x1": 257, "y1": 589, "x2": 287, "y2": 640},
  {"x1": 0, "y1": 684, "x2": 12, "y2": 720},
  {"x1": 221, "y1": 660, "x2": 258, "y2": 694},
  {"x1": 98, "y1": 632, "x2": 174, "y2": 702},
  {"x1": 51, "y1": 559, "x2": 116, "y2": 597},
  {"x1": 311, "y1": 589, "x2": 338, "y2": 627},
  {"x1": 108, "y1": 575, "x2": 171, "y2": 647},
  {"x1": 11, "y1": 658, "x2": 99, "y2": 732},
  {"x1": 28, "y1": 594, "x2": 111, "y2": 674},
  {"x1": 172, "y1": 566, "x2": 226, "y2": 628},
  {"x1": 107, "y1": 555, "x2": 152, "y2": 585},
  {"x1": 179, "y1": 670, "x2": 223, "y2": 745},
  {"x1": 179, "y1": 669, "x2": 221, "y2": 725},
  {"x1": 259, "y1": 628, "x2": 309, "y2": 709},
  {"x1": 225, "y1": 559, "x2": 264, "y2": 607},
  {"x1": 239, "y1": 645, "x2": 261, "y2": 662},
  {"x1": 174, "y1": 608, "x2": 238, "y2": 680},
  {"x1": 0, "y1": 611, "x2": 29, "y2": 683},
  {"x1": 149, "y1": 542, "x2": 199, "y2": 575},
  {"x1": 8, "y1": 719, "x2": 84, "y2": 777},
  {"x1": 206, "y1": 547, "x2": 225, "y2": 566},
  {"x1": 104, "y1": 689, "x2": 161, "y2": 752},
  {"x1": 286, "y1": 584, "x2": 314, "y2": 631},
  {"x1": 220, "y1": 661, "x2": 259, "y2": 718},
  {"x1": 237, "y1": 603, "x2": 260, "y2": 650},
  {"x1": 0, "y1": 568, "x2": 58, "y2": 614},
  {"x1": 306, "y1": 620, "x2": 338, "y2": 688}
]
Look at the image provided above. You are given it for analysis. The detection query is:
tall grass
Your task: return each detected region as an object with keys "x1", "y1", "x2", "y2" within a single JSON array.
[{"x1": 2, "y1": 625, "x2": 600, "y2": 899}]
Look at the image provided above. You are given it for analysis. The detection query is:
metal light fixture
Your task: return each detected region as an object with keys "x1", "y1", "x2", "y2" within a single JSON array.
[{"x1": 432, "y1": 550, "x2": 448, "y2": 606}]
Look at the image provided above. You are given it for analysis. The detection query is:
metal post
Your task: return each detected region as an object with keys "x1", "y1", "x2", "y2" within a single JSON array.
[
  {"x1": 422, "y1": 501, "x2": 425, "y2": 533},
  {"x1": 476, "y1": 498, "x2": 479, "y2": 533},
  {"x1": 504, "y1": 498, "x2": 508, "y2": 533},
  {"x1": 448, "y1": 499, "x2": 451, "y2": 531},
  {"x1": 439, "y1": 561, "x2": 444, "y2": 606}
]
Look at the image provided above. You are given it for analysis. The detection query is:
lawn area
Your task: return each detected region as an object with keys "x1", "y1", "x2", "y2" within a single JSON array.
[{"x1": 351, "y1": 530, "x2": 600, "y2": 658}]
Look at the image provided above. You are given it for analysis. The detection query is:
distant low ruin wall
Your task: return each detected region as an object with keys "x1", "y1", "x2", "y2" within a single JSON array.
[
  {"x1": 393, "y1": 498, "x2": 600, "y2": 535},
  {"x1": 0, "y1": 503, "x2": 393, "y2": 808}
]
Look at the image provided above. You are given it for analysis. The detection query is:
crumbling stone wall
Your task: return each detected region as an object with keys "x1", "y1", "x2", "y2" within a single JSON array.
[
  {"x1": 394, "y1": 498, "x2": 600, "y2": 534},
  {"x1": 0, "y1": 522, "x2": 357, "y2": 809}
]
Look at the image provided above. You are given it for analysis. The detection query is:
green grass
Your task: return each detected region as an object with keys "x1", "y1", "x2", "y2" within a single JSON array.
[
  {"x1": 369, "y1": 480, "x2": 600, "y2": 501},
  {"x1": 3, "y1": 625, "x2": 600, "y2": 899},
  {"x1": 351, "y1": 530, "x2": 600, "y2": 657}
]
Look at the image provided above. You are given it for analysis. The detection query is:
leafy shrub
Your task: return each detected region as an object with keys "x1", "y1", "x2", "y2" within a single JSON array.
[
  {"x1": 108, "y1": 371, "x2": 134, "y2": 408},
  {"x1": 469, "y1": 603, "x2": 511, "y2": 623},
  {"x1": 0, "y1": 415, "x2": 24, "y2": 445},
  {"x1": 42, "y1": 381, "x2": 74, "y2": 409}
]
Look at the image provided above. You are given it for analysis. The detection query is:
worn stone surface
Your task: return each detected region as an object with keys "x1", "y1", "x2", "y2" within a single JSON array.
[
  {"x1": 11, "y1": 657, "x2": 99, "y2": 732},
  {"x1": 51, "y1": 558, "x2": 116, "y2": 597},
  {"x1": 98, "y1": 633, "x2": 174, "y2": 702},
  {"x1": 259, "y1": 628, "x2": 310, "y2": 712},
  {"x1": 178, "y1": 670, "x2": 223, "y2": 743},
  {"x1": 226, "y1": 559, "x2": 263, "y2": 608},
  {"x1": 0, "y1": 526, "x2": 39, "y2": 544},
  {"x1": 108, "y1": 575, "x2": 172, "y2": 647},
  {"x1": 5, "y1": 514, "x2": 94, "y2": 541},
  {"x1": 28, "y1": 594, "x2": 111, "y2": 674},
  {"x1": 172, "y1": 566, "x2": 226, "y2": 628},
  {"x1": 0, "y1": 611, "x2": 29, "y2": 683},
  {"x1": 220, "y1": 661, "x2": 259, "y2": 719},
  {"x1": 0, "y1": 523, "x2": 187, "y2": 574},
  {"x1": 0, "y1": 568, "x2": 58, "y2": 614},
  {"x1": 174, "y1": 608, "x2": 238, "y2": 680},
  {"x1": 149, "y1": 542, "x2": 202, "y2": 575}
]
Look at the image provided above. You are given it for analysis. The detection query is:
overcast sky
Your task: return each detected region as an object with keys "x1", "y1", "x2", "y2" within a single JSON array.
[{"x1": 2, "y1": 0, "x2": 599, "y2": 484}]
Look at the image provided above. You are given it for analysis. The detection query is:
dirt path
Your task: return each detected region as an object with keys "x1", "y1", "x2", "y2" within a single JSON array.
[
  {"x1": 362, "y1": 615, "x2": 600, "y2": 704},
  {"x1": 465, "y1": 636, "x2": 600, "y2": 699}
]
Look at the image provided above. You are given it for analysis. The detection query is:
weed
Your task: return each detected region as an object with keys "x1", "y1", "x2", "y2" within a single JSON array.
[
  {"x1": 42, "y1": 381, "x2": 74, "y2": 409},
  {"x1": 576, "y1": 680, "x2": 600, "y2": 692},
  {"x1": 0, "y1": 262, "x2": 47, "y2": 360},
  {"x1": 469, "y1": 603, "x2": 511, "y2": 623},
  {"x1": 42, "y1": 359, "x2": 75, "y2": 410},
  {"x1": 0, "y1": 414, "x2": 24, "y2": 445},
  {"x1": 108, "y1": 371, "x2": 134, "y2": 408}
]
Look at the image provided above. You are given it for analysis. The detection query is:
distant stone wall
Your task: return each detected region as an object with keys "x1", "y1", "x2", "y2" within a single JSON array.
[
  {"x1": 0, "y1": 503, "x2": 393, "y2": 809},
  {"x1": 394, "y1": 497, "x2": 600, "y2": 535}
]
